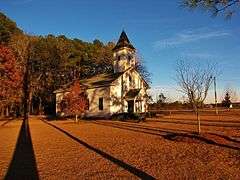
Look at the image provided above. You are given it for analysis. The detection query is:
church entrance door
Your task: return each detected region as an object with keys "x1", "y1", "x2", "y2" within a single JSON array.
[{"x1": 127, "y1": 100, "x2": 134, "y2": 113}]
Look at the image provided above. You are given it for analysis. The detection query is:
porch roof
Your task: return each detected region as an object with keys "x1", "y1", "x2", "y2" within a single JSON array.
[{"x1": 125, "y1": 89, "x2": 141, "y2": 100}]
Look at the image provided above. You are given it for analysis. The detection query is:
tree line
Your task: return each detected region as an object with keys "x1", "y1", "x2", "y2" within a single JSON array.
[{"x1": 0, "y1": 12, "x2": 149, "y2": 117}]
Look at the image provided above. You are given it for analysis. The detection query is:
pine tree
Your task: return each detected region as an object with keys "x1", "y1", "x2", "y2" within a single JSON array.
[
  {"x1": 157, "y1": 93, "x2": 166, "y2": 104},
  {"x1": 222, "y1": 92, "x2": 231, "y2": 108}
]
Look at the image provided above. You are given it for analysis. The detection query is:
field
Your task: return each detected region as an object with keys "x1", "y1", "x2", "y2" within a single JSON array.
[{"x1": 0, "y1": 110, "x2": 239, "y2": 179}]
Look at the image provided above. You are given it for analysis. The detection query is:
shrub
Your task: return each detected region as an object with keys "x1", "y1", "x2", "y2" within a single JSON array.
[
  {"x1": 145, "y1": 112, "x2": 156, "y2": 118},
  {"x1": 111, "y1": 112, "x2": 145, "y2": 121}
]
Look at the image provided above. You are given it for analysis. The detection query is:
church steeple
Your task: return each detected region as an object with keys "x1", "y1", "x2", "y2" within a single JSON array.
[
  {"x1": 113, "y1": 31, "x2": 136, "y2": 73},
  {"x1": 113, "y1": 31, "x2": 135, "y2": 51}
]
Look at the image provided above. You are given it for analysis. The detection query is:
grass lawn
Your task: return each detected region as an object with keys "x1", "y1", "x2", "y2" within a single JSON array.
[{"x1": 0, "y1": 112, "x2": 239, "y2": 179}]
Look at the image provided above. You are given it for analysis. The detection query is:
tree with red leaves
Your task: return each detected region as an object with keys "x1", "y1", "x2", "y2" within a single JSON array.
[
  {"x1": 0, "y1": 45, "x2": 22, "y2": 116},
  {"x1": 63, "y1": 81, "x2": 88, "y2": 123}
]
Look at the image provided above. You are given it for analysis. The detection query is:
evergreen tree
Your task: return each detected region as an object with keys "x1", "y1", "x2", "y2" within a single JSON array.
[
  {"x1": 222, "y1": 92, "x2": 231, "y2": 108},
  {"x1": 157, "y1": 93, "x2": 166, "y2": 104},
  {"x1": 0, "y1": 12, "x2": 22, "y2": 44}
]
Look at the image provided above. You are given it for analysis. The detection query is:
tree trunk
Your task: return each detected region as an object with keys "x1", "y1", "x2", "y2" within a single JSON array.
[
  {"x1": 196, "y1": 108, "x2": 201, "y2": 134},
  {"x1": 15, "y1": 104, "x2": 20, "y2": 118},
  {"x1": 23, "y1": 58, "x2": 30, "y2": 121},
  {"x1": 0, "y1": 107, "x2": 4, "y2": 118},
  {"x1": 6, "y1": 106, "x2": 9, "y2": 117},
  {"x1": 28, "y1": 92, "x2": 32, "y2": 115},
  {"x1": 10, "y1": 103, "x2": 14, "y2": 117},
  {"x1": 31, "y1": 99, "x2": 34, "y2": 115},
  {"x1": 75, "y1": 114, "x2": 78, "y2": 123},
  {"x1": 39, "y1": 97, "x2": 43, "y2": 115},
  {"x1": 193, "y1": 104, "x2": 201, "y2": 134}
]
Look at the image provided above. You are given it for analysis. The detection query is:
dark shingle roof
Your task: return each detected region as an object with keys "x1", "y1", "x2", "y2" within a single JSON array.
[
  {"x1": 112, "y1": 31, "x2": 135, "y2": 51},
  {"x1": 54, "y1": 72, "x2": 124, "y2": 93},
  {"x1": 80, "y1": 72, "x2": 124, "y2": 88}
]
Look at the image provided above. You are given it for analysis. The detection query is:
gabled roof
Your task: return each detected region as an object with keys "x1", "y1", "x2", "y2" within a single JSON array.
[
  {"x1": 54, "y1": 67, "x2": 150, "y2": 94},
  {"x1": 126, "y1": 67, "x2": 150, "y2": 89},
  {"x1": 112, "y1": 31, "x2": 135, "y2": 51}
]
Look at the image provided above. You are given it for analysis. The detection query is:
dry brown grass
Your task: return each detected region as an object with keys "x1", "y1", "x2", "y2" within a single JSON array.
[
  {"x1": 0, "y1": 113, "x2": 239, "y2": 179},
  {"x1": 0, "y1": 119, "x2": 22, "y2": 178}
]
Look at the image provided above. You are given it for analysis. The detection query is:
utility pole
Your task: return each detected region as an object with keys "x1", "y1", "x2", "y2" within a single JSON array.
[{"x1": 214, "y1": 77, "x2": 218, "y2": 115}]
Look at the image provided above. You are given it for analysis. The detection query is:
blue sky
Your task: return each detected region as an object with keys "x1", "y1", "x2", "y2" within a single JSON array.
[{"x1": 1, "y1": 0, "x2": 240, "y2": 102}]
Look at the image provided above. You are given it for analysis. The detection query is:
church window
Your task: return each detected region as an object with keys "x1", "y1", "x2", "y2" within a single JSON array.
[
  {"x1": 128, "y1": 55, "x2": 131, "y2": 61},
  {"x1": 99, "y1": 97, "x2": 103, "y2": 110},
  {"x1": 118, "y1": 56, "x2": 121, "y2": 61},
  {"x1": 129, "y1": 75, "x2": 132, "y2": 87}
]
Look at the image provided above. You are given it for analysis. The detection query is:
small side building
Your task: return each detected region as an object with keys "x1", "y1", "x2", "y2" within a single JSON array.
[{"x1": 54, "y1": 31, "x2": 150, "y2": 118}]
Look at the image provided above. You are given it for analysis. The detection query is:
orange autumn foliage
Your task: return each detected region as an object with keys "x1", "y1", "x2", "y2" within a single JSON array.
[
  {"x1": 0, "y1": 45, "x2": 22, "y2": 107},
  {"x1": 63, "y1": 81, "x2": 88, "y2": 117}
]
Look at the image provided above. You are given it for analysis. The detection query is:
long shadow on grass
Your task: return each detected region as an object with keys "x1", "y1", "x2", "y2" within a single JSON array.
[
  {"x1": 106, "y1": 121, "x2": 194, "y2": 134},
  {"x1": 93, "y1": 121, "x2": 240, "y2": 151},
  {"x1": 207, "y1": 132, "x2": 240, "y2": 143},
  {"x1": 162, "y1": 115, "x2": 240, "y2": 125},
  {"x1": 42, "y1": 120, "x2": 155, "y2": 180},
  {"x1": 148, "y1": 118, "x2": 240, "y2": 128},
  {"x1": 150, "y1": 117, "x2": 240, "y2": 124},
  {"x1": 101, "y1": 121, "x2": 240, "y2": 143},
  {"x1": 4, "y1": 119, "x2": 39, "y2": 180}
]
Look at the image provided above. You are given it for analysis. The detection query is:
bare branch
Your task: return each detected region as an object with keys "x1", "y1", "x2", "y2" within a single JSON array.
[
  {"x1": 182, "y1": 0, "x2": 240, "y2": 18},
  {"x1": 175, "y1": 59, "x2": 217, "y2": 109}
]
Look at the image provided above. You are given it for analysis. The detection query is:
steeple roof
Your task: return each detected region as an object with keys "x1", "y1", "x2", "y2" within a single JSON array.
[{"x1": 112, "y1": 31, "x2": 135, "y2": 51}]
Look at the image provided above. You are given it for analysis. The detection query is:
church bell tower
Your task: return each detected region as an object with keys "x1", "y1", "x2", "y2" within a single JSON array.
[{"x1": 113, "y1": 31, "x2": 136, "y2": 73}]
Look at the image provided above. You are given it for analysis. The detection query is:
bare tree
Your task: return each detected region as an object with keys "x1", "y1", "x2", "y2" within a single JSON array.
[
  {"x1": 182, "y1": 0, "x2": 240, "y2": 18},
  {"x1": 176, "y1": 60, "x2": 217, "y2": 133},
  {"x1": 135, "y1": 53, "x2": 151, "y2": 85}
]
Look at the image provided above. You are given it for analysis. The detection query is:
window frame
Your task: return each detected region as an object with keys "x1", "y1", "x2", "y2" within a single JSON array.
[
  {"x1": 99, "y1": 97, "x2": 103, "y2": 111},
  {"x1": 128, "y1": 55, "x2": 131, "y2": 61}
]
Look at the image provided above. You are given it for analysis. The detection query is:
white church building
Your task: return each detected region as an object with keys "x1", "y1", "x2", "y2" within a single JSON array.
[{"x1": 55, "y1": 31, "x2": 150, "y2": 118}]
